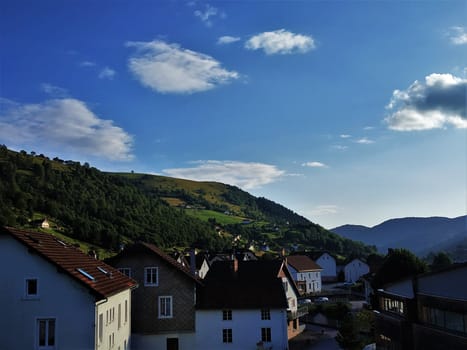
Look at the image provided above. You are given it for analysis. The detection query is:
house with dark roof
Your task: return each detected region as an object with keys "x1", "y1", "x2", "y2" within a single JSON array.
[
  {"x1": 106, "y1": 242, "x2": 202, "y2": 350},
  {"x1": 195, "y1": 259, "x2": 304, "y2": 349},
  {"x1": 286, "y1": 255, "x2": 323, "y2": 294},
  {"x1": 0, "y1": 226, "x2": 137, "y2": 350},
  {"x1": 375, "y1": 263, "x2": 467, "y2": 350}
]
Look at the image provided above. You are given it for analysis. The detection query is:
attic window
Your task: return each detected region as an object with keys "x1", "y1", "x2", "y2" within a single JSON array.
[
  {"x1": 77, "y1": 268, "x2": 95, "y2": 281},
  {"x1": 98, "y1": 266, "x2": 113, "y2": 278},
  {"x1": 56, "y1": 239, "x2": 67, "y2": 247}
]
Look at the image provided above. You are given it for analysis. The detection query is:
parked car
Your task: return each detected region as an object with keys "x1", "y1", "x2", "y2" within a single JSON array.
[
  {"x1": 298, "y1": 298, "x2": 312, "y2": 305},
  {"x1": 343, "y1": 281, "x2": 355, "y2": 287},
  {"x1": 315, "y1": 296, "x2": 329, "y2": 303}
]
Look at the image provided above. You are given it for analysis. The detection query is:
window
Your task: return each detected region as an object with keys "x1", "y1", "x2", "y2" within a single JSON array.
[
  {"x1": 222, "y1": 309, "x2": 232, "y2": 320},
  {"x1": 106, "y1": 310, "x2": 109, "y2": 325},
  {"x1": 98, "y1": 313, "x2": 103, "y2": 343},
  {"x1": 37, "y1": 318, "x2": 55, "y2": 349},
  {"x1": 118, "y1": 268, "x2": 131, "y2": 277},
  {"x1": 261, "y1": 327, "x2": 272, "y2": 342},
  {"x1": 159, "y1": 296, "x2": 173, "y2": 318},
  {"x1": 26, "y1": 278, "x2": 38, "y2": 297},
  {"x1": 261, "y1": 309, "x2": 271, "y2": 320},
  {"x1": 144, "y1": 267, "x2": 158, "y2": 286},
  {"x1": 124, "y1": 300, "x2": 128, "y2": 323},
  {"x1": 222, "y1": 328, "x2": 232, "y2": 343},
  {"x1": 118, "y1": 303, "x2": 121, "y2": 329},
  {"x1": 283, "y1": 281, "x2": 288, "y2": 292}
]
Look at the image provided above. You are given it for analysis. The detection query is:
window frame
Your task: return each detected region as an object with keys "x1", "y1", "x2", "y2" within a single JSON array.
[
  {"x1": 261, "y1": 327, "x2": 272, "y2": 342},
  {"x1": 222, "y1": 309, "x2": 232, "y2": 321},
  {"x1": 118, "y1": 268, "x2": 132, "y2": 278},
  {"x1": 261, "y1": 308, "x2": 271, "y2": 320},
  {"x1": 36, "y1": 317, "x2": 56, "y2": 350},
  {"x1": 158, "y1": 296, "x2": 173, "y2": 319},
  {"x1": 25, "y1": 278, "x2": 39, "y2": 299},
  {"x1": 222, "y1": 328, "x2": 233, "y2": 343},
  {"x1": 144, "y1": 267, "x2": 159, "y2": 286}
]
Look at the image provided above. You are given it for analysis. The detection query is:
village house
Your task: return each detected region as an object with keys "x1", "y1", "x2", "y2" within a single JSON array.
[
  {"x1": 106, "y1": 242, "x2": 202, "y2": 350},
  {"x1": 344, "y1": 258, "x2": 370, "y2": 283},
  {"x1": 0, "y1": 226, "x2": 137, "y2": 350},
  {"x1": 311, "y1": 251, "x2": 337, "y2": 282},
  {"x1": 375, "y1": 262, "x2": 467, "y2": 350},
  {"x1": 195, "y1": 259, "x2": 304, "y2": 349},
  {"x1": 286, "y1": 255, "x2": 323, "y2": 294}
]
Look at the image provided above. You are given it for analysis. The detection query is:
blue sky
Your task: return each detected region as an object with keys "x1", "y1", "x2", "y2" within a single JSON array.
[{"x1": 1, "y1": 0, "x2": 466, "y2": 228}]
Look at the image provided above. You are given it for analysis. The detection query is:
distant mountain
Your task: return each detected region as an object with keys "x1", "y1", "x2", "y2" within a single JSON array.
[{"x1": 331, "y1": 216, "x2": 467, "y2": 256}]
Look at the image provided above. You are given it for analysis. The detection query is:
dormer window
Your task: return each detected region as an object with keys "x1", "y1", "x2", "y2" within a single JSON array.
[{"x1": 25, "y1": 278, "x2": 38, "y2": 298}]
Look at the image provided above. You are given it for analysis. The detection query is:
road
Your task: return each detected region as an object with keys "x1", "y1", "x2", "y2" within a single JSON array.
[{"x1": 289, "y1": 324, "x2": 342, "y2": 350}]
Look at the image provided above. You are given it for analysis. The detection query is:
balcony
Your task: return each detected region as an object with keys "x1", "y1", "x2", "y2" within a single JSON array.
[{"x1": 287, "y1": 305, "x2": 309, "y2": 320}]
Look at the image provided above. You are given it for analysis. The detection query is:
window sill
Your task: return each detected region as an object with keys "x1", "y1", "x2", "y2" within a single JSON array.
[{"x1": 21, "y1": 296, "x2": 40, "y2": 301}]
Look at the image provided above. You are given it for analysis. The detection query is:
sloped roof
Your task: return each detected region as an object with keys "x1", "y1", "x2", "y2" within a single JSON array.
[
  {"x1": 286, "y1": 255, "x2": 322, "y2": 272},
  {"x1": 197, "y1": 260, "x2": 290, "y2": 309},
  {"x1": 2, "y1": 226, "x2": 137, "y2": 299},
  {"x1": 107, "y1": 242, "x2": 203, "y2": 285}
]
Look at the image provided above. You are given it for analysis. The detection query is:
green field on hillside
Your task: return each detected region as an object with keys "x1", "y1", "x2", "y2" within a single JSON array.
[{"x1": 185, "y1": 209, "x2": 246, "y2": 225}]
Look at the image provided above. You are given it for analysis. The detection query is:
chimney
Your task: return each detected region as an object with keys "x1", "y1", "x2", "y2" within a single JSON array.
[{"x1": 189, "y1": 248, "x2": 196, "y2": 276}]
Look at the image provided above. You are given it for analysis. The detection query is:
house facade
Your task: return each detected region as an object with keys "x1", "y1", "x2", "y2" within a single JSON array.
[
  {"x1": 196, "y1": 259, "x2": 302, "y2": 350},
  {"x1": 344, "y1": 258, "x2": 370, "y2": 283},
  {"x1": 375, "y1": 263, "x2": 467, "y2": 350},
  {"x1": 314, "y1": 252, "x2": 337, "y2": 282},
  {"x1": 286, "y1": 255, "x2": 323, "y2": 294},
  {"x1": 0, "y1": 226, "x2": 137, "y2": 350},
  {"x1": 106, "y1": 242, "x2": 202, "y2": 350}
]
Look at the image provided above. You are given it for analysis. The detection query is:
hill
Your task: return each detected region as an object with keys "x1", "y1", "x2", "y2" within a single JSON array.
[
  {"x1": 0, "y1": 145, "x2": 376, "y2": 257},
  {"x1": 332, "y1": 216, "x2": 467, "y2": 258}
]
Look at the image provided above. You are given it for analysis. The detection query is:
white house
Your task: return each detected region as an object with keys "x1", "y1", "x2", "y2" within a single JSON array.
[
  {"x1": 344, "y1": 258, "x2": 370, "y2": 283},
  {"x1": 313, "y1": 252, "x2": 337, "y2": 282},
  {"x1": 0, "y1": 226, "x2": 137, "y2": 350},
  {"x1": 286, "y1": 255, "x2": 323, "y2": 294},
  {"x1": 195, "y1": 259, "x2": 302, "y2": 350}
]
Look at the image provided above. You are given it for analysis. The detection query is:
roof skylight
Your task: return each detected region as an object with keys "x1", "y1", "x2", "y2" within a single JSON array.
[{"x1": 77, "y1": 268, "x2": 95, "y2": 281}]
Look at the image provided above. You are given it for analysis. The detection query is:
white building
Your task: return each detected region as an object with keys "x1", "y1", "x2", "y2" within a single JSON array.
[
  {"x1": 344, "y1": 258, "x2": 370, "y2": 282},
  {"x1": 195, "y1": 259, "x2": 303, "y2": 349},
  {"x1": 286, "y1": 255, "x2": 323, "y2": 294},
  {"x1": 313, "y1": 252, "x2": 337, "y2": 282},
  {"x1": 0, "y1": 227, "x2": 137, "y2": 350}
]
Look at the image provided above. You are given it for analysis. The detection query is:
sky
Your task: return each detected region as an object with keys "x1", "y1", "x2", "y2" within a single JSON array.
[{"x1": 1, "y1": 0, "x2": 466, "y2": 229}]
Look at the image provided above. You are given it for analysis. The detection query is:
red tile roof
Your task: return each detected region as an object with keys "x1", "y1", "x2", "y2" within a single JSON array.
[
  {"x1": 2, "y1": 226, "x2": 138, "y2": 299},
  {"x1": 286, "y1": 255, "x2": 322, "y2": 271}
]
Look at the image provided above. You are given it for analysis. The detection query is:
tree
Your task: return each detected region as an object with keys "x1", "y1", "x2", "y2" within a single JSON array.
[
  {"x1": 430, "y1": 251, "x2": 452, "y2": 271},
  {"x1": 372, "y1": 248, "x2": 428, "y2": 289}
]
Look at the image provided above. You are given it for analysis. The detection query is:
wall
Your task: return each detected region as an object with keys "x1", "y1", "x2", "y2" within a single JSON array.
[
  {"x1": 344, "y1": 259, "x2": 369, "y2": 282},
  {"x1": 95, "y1": 289, "x2": 132, "y2": 350},
  {"x1": 195, "y1": 309, "x2": 288, "y2": 350},
  {"x1": 0, "y1": 235, "x2": 95, "y2": 350},
  {"x1": 316, "y1": 253, "x2": 337, "y2": 280}
]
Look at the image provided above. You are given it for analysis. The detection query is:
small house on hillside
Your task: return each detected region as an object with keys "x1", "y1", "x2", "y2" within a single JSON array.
[
  {"x1": 196, "y1": 259, "x2": 304, "y2": 349},
  {"x1": 106, "y1": 242, "x2": 202, "y2": 350},
  {"x1": 344, "y1": 258, "x2": 369, "y2": 283},
  {"x1": 286, "y1": 255, "x2": 323, "y2": 294},
  {"x1": 0, "y1": 226, "x2": 137, "y2": 350}
]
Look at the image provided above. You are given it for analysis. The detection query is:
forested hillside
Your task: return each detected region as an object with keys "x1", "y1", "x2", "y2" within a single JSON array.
[{"x1": 0, "y1": 145, "x2": 376, "y2": 258}]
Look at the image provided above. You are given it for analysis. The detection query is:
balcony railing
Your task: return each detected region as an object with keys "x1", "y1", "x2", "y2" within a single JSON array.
[{"x1": 287, "y1": 305, "x2": 309, "y2": 320}]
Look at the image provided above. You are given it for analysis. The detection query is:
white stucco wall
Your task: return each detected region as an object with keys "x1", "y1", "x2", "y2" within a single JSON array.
[
  {"x1": 0, "y1": 235, "x2": 96, "y2": 350},
  {"x1": 195, "y1": 309, "x2": 288, "y2": 350},
  {"x1": 316, "y1": 253, "x2": 337, "y2": 279},
  {"x1": 287, "y1": 267, "x2": 322, "y2": 294},
  {"x1": 95, "y1": 289, "x2": 132, "y2": 350},
  {"x1": 344, "y1": 259, "x2": 369, "y2": 282}
]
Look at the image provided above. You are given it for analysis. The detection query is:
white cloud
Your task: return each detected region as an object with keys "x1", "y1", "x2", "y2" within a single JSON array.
[
  {"x1": 385, "y1": 73, "x2": 467, "y2": 131},
  {"x1": 194, "y1": 4, "x2": 223, "y2": 27},
  {"x1": 340, "y1": 134, "x2": 351, "y2": 138},
  {"x1": 126, "y1": 40, "x2": 239, "y2": 94},
  {"x1": 302, "y1": 161, "x2": 328, "y2": 168},
  {"x1": 356, "y1": 138, "x2": 375, "y2": 144},
  {"x1": 0, "y1": 98, "x2": 133, "y2": 161},
  {"x1": 162, "y1": 160, "x2": 285, "y2": 190},
  {"x1": 98, "y1": 67, "x2": 116, "y2": 80},
  {"x1": 217, "y1": 36, "x2": 241, "y2": 45},
  {"x1": 447, "y1": 26, "x2": 467, "y2": 45},
  {"x1": 332, "y1": 145, "x2": 348, "y2": 151},
  {"x1": 41, "y1": 83, "x2": 68, "y2": 97},
  {"x1": 245, "y1": 29, "x2": 315, "y2": 55},
  {"x1": 308, "y1": 205, "x2": 339, "y2": 216},
  {"x1": 80, "y1": 61, "x2": 96, "y2": 67}
]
